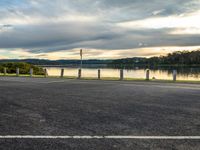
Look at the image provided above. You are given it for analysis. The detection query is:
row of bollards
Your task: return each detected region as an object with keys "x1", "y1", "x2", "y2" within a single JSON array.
[
  {"x1": 59, "y1": 68, "x2": 178, "y2": 81},
  {"x1": 1, "y1": 67, "x2": 178, "y2": 81},
  {"x1": 2, "y1": 68, "x2": 34, "y2": 77}
]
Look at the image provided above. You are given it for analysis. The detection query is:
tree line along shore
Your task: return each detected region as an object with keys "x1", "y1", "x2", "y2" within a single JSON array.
[
  {"x1": 0, "y1": 62, "x2": 44, "y2": 75},
  {"x1": 0, "y1": 50, "x2": 200, "y2": 75},
  {"x1": 110, "y1": 50, "x2": 200, "y2": 66}
]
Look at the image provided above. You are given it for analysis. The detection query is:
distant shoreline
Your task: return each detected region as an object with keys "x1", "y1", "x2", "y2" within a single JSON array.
[{"x1": 37, "y1": 64, "x2": 200, "y2": 68}]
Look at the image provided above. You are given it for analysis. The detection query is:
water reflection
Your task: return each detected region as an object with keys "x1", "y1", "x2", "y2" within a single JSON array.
[{"x1": 44, "y1": 66, "x2": 200, "y2": 81}]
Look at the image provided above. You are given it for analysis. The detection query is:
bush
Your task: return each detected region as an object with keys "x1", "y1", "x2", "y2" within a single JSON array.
[{"x1": 0, "y1": 62, "x2": 45, "y2": 75}]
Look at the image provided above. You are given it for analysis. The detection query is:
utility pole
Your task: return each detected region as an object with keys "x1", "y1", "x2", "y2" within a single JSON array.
[{"x1": 80, "y1": 49, "x2": 83, "y2": 69}]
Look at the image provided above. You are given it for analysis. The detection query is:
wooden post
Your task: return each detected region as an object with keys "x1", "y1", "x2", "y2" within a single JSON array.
[
  {"x1": 44, "y1": 69, "x2": 48, "y2": 78},
  {"x1": 120, "y1": 69, "x2": 124, "y2": 80},
  {"x1": 78, "y1": 69, "x2": 81, "y2": 79},
  {"x1": 173, "y1": 70, "x2": 177, "y2": 82},
  {"x1": 60, "y1": 68, "x2": 64, "y2": 78},
  {"x1": 16, "y1": 68, "x2": 19, "y2": 77},
  {"x1": 98, "y1": 69, "x2": 101, "y2": 80},
  {"x1": 30, "y1": 68, "x2": 33, "y2": 77},
  {"x1": 146, "y1": 69, "x2": 150, "y2": 80},
  {"x1": 4, "y1": 68, "x2": 7, "y2": 76}
]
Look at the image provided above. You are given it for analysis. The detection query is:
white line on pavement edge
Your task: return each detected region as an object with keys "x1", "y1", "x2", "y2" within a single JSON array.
[{"x1": 0, "y1": 136, "x2": 200, "y2": 139}]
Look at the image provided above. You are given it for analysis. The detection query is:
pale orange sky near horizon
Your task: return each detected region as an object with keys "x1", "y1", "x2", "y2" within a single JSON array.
[{"x1": 1, "y1": 46, "x2": 200, "y2": 60}]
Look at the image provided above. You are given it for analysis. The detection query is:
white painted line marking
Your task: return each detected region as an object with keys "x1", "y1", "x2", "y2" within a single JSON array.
[
  {"x1": 0, "y1": 136, "x2": 200, "y2": 139},
  {"x1": 45, "y1": 79, "x2": 75, "y2": 83},
  {"x1": 123, "y1": 83, "x2": 200, "y2": 90},
  {"x1": 0, "y1": 77, "x2": 75, "y2": 84}
]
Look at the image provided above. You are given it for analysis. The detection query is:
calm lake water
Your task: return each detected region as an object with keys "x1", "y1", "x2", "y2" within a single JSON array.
[{"x1": 44, "y1": 65, "x2": 200, "y2": 81}]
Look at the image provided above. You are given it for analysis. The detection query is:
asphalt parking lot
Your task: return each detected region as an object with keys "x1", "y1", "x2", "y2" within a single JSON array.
[{"x1": 0, "y1": 77, "x2": 200, "y2": 150}]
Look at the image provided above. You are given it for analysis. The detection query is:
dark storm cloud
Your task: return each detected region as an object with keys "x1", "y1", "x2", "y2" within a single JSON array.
[
  {"x1": 0, "y1": 0, "x2": 200, "y2": 54},
  {"x1": 97, "y1": 0, "x2": 199, "y2": 21}
]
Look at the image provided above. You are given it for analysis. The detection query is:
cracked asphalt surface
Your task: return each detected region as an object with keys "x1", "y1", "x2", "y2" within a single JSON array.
[{"x1": 0, "y1": 77, "x2": 200, "y2": 150}]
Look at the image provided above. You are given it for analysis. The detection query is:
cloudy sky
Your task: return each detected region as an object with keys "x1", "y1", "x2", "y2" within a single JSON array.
[{"x1": 0, "y1": 0, "x2": 200, "y2": 60}]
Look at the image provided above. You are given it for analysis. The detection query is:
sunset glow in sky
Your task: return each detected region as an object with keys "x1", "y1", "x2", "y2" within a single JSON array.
[{"x1": 0, "y1": 0, "x2": 200, "y2": 60}]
